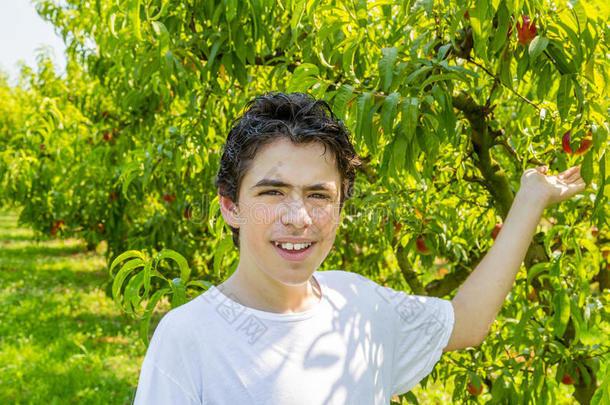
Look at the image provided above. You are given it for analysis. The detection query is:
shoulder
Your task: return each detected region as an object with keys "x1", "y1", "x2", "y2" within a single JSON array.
[
  {"x1": 317, "y1": 270, "x2": 451, "y2": 314},
  {"x1": 152, "y1": 289, "x2": 220, "y2": 339},
  {"x1": 316, "y1": 269, "x2": 376, "y2": 286},
  {"x1": 316, "y1": 270, "x2": 385, "y2": 302}
]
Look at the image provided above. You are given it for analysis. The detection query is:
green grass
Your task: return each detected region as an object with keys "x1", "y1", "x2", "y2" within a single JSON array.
[{"x1": 0, "y1": 210, "x2": 145, "y2": 404}]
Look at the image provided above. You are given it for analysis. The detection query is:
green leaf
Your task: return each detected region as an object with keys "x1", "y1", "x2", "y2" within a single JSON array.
[
  {"x1": 151, "y1": 20, "x2": 170, "y2": 56},
  {"x1": 148, "y1": 0, "x2": 170, "y2": 20},
  {"x1": 378, "y1": 47, "x2": 398, "y2": 93},
  {"x1": 214, "y1": 235, "x2": 234, "y2": 276},
  {"x1": 528, "y1": 36, "x2": 549, "y2": 60},
  {"x1": 109, "y1": 250, "x2": 146, "y2": 278},
  {"x1": 170, "y1": 277, "x2": 188, "y2": 308},
  {"x1": 125, "y1": 271, "x2": 146, "y2": 316},
  {"x1": 470, "y1": 1, "x2": 490, "y2": 62},
  {"x1": 490, "y1": 1, "x2": 510, "y2": 53},
  {"x1": 342, "y1": 43, "x2": 357, "y2": 77},
  {"x1": 248, "y1": 0, "x2": 262, "y2": 40},
  {"x1": 404, "y1": 65, "x2": 433, "y2": 85},
  {"x1": 444, "y1": 64, "x2": 479, "y2": 79},
  {"x1": 557, "y1": 75, "x2": 572, "y2": 121},
  {"x1": 356, "y1": 92, "x2": 374, "y2": 152},
  {"x1": 431, "y1": 86, "x2": 453, "y2": 141},
  {"x1": 569, "y1": 295, "x2": 584, "y2": 344},
  {"x1": 419, "y1": 73, "x2": 467, "y2": 91},
  {"x1": 581, "y1": 150, "x2": 593, "y2": 185},
  {"x1": 155, "y1": 248, "x2": 191, "y2": 283},
  {"x1": 207, "y1": 36, "x2": 226, "y2": 69},
  {"x1": 449, "y1": 5, "x2": 469, "y2": 51},
  {"x1": 401, "y1": 97, "x2": 419, "y2": 142},
  {"x1": 381, "y1": 92, "x2": 400, "y2": 137},
  {"x1": 392, "y1": 128, "x2": 408, "y2": 174},
  {"x1": 186, "y1": 279, "x2": 214, "y2": 290},
  {"x1": 406, "y1": 128, "x2": 422, "y2": 179},
  {"x1": 591, "y1": 370, "x2": 610, "y2": 405},
  {"x1": 333, "y1": 84, "x2": 354, "y2": 120},
  {"x1": 288, "y1": 63, "x2": 319, "y2": 92},
  {"x1": 553, "y1": 290, "x2": 571, "y2": 338},
  {"x1": 127, "y1": 0, "x2": 142, "y2": 40},
  {"x1": 290, "y1": 0, "x2": 306, "y2": 32},
  {"x1": 379, "y1": 138, "x2": 393, "y2": 176},
  {"x1": 498, "y1": 49, "x2": 513, "y2": 88},
  {"x1": 570, "y1": 0, "x2": 588, "y2": 33},
  {"x1": 232, "y1": 51, "x2": 248, "y2": 87},
  {"x1": 592, "y1": 151, "x2": 606, "y2": 217},
  {"x1": 517, "y1": 51, "x2": 529, "y2": 81},
  {"x1": 546, "y1": 42, "x2": 576, "y2": 75},
  {"x1": 108, "y1": 7, "x2": 119, "y2": 38},
  {"x1": 225, "y1": 0, "x2": 238, "y2": 22},
  {"x1": 220, "y1": 52, "x2": 234, "y2": 80},
  {"x1": 527, "y1": 262, "x2": 550, "y2": 286},
  {"x1": 554, "y1": 20, "x2": 583, "y2": 66},
  {"x1": 515, "y1": 306, "x2": 539, "y2": 337},
  {"x1": 111, "y1": 260, "x2": 146, "y2": 312},
  {"x1": 139, "y1": 287, "x2": 171, "y2": 345}
]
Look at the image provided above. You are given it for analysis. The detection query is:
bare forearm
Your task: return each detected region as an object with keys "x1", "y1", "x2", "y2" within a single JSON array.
[
  {"x1": 451, "y1": 190, "x2": 546, "y2": 344},
  {"x1": 444, "y1": 166, "x2": 584, "y2": 352}
]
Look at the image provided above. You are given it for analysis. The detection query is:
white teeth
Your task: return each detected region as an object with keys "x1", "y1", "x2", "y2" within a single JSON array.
[{"x1": 274, "y1": 242, "x2": 312, "y2": 250}]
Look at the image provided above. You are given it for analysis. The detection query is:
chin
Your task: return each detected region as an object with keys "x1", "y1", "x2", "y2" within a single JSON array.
[{"x1": 271, "y1": 268, "x2": 315, "y2": 286}]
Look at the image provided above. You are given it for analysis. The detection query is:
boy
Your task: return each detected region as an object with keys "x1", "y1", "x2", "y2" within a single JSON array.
[{"x1": 134, "y1": 92, "x2": 585, "y2": 404}]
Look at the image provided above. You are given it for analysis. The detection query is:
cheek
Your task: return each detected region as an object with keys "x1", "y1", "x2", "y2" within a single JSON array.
[
  {"x1": 310, "y1": 204, "x2": 341, "y2": 230},
  {"x1": 245, "y1": 202, "x2": 277, "y2": 229}
]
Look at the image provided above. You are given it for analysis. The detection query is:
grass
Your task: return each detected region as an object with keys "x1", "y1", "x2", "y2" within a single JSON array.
[{"x1": 0, "y1": 209, "x2": 145, "y2": 404}]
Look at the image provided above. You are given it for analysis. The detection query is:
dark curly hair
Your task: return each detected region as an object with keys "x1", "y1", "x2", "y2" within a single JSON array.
[{"x1": 214, "y1": 92, "x2": 362, "y2": 247}]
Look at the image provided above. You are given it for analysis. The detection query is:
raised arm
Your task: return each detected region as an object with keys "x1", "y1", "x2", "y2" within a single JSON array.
[{"x1": 444, "y1": 166, "x2": 586, "y2": 352}]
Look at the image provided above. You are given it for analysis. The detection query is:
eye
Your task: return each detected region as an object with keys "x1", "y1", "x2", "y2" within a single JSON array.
[
  {"x1": 260, "y1": 190, "x2": 282, "y2": 196},
  {"x1": 310, "y1": 193, "x2": 330, "y2": 200}
]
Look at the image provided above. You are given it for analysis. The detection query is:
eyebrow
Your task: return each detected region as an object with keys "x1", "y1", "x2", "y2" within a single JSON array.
[{"x1": 250, "y1": 178, "x2": 335, "y2": 192}]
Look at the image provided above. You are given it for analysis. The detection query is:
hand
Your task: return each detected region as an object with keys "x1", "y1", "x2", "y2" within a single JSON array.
[{"x1": 520, "y1": 166, "x2": 586, "y2": 207}]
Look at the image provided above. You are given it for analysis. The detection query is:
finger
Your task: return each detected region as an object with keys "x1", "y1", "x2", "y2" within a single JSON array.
[
  {"x1": 565, "y1": 169, "x2": 583, "y2": 182},
  {"x1": 564, "y1": 182, "x2": 586, "y2": 198},
  {"x1": 559, "y1": 166, "x2": 579, "y2": 180},
  {"x1": 565, "y1": 166, "x2": 580, "y2": 176},
  {"x1": 571, "y1": 180, "x2": 586, "y2": 191},
  {"x1": 537, "y1": 166, "x2": 548, "y2": 175}
]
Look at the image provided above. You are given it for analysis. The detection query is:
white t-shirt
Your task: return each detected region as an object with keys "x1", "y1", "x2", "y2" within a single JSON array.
[{"x1": 134, "y1": 270, "x2": 454, "y2": 404}]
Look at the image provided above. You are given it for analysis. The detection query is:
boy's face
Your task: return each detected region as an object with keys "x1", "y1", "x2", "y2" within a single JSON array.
[{"x1": 220, "y1": 137, "x2": 343, "y2": 286}]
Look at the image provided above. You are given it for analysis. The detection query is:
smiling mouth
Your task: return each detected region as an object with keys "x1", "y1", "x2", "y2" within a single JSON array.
[
  {"x1": 272, "y1": 241, "x2": 314, "y2": 251},
  {"x1": 271, "y1": 241, "x2": 316, "y2": 261}
]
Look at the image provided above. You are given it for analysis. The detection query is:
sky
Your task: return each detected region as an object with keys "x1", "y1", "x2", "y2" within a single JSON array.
[{"x1": 0, "y1": 1, "x2": 67, "y2": 84}]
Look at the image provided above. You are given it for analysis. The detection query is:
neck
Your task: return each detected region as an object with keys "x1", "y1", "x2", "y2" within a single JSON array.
[{"x1": 218, "y1": 267, "x2": 321, "y2": 314}]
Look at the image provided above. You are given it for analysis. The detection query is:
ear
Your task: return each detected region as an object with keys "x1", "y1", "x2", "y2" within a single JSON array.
[{"x1": 218, "y1": 192, "x2": 241, "y2": 229}]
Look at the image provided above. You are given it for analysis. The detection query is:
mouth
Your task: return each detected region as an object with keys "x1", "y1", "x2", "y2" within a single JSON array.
[{"x1": 271, "y1": 241, "x2": 316, "y2": 261}]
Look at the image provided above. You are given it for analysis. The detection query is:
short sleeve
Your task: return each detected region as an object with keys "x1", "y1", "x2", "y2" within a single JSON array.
[
  {"x1": 389, "y1": 293, "x2": 454, "y2": 396},
  {"x1": 133, "y1": 313, "x2": 202, "y2": 405}
]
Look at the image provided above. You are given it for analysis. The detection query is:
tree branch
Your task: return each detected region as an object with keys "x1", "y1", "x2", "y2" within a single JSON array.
[
  {"x1": 452, "y1": 91, "x2": 514, "y2": 219},
  {"x1": 464, "y1": 57, "x2": 542, "y2": 112},
  {"x1": 396, "y1": 244, "x2": 426, "y2": 295},
  {"x1": 425, "y1": 261, "x2": 476, "y2": 297}
]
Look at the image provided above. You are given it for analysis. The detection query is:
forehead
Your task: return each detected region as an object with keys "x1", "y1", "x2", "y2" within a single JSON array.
[{"x1": 242, "y1": 138, "x2": 341, "y2": 187}]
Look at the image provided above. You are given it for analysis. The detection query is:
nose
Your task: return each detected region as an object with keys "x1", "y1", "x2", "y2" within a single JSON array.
[{"x1": 280, "y1": 195, "x2": 313, "y2": 228}]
